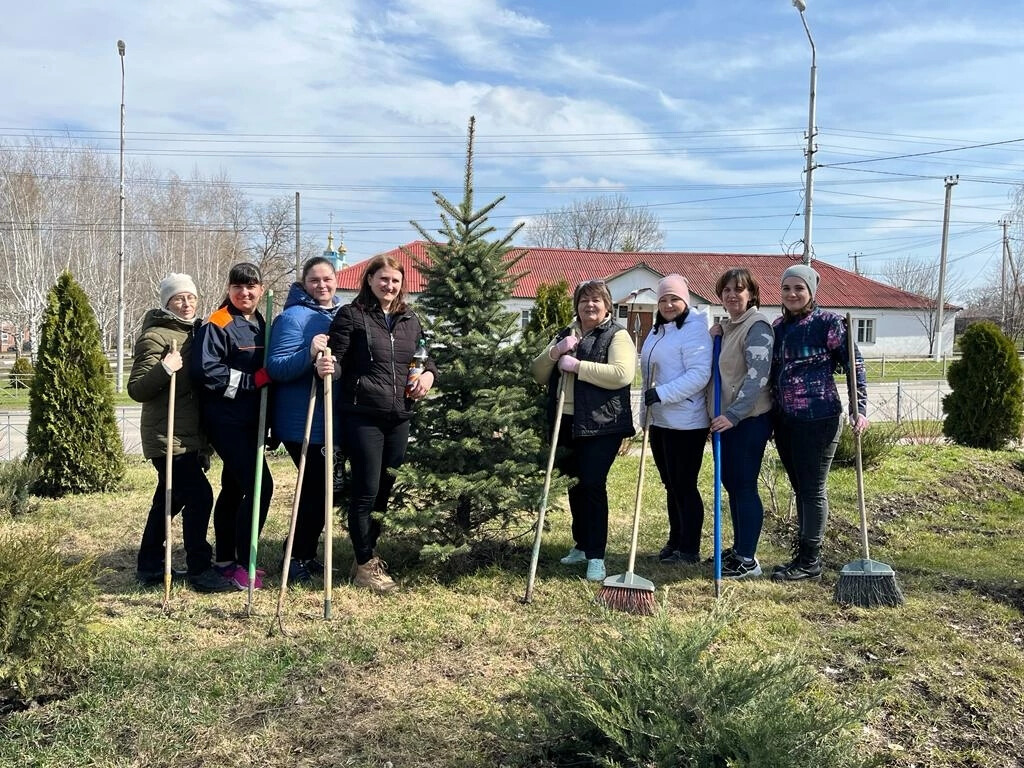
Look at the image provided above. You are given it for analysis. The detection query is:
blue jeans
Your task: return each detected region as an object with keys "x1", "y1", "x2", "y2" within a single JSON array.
[
  {"x1": 772, "y1": 413, "x2": 842, "y2": 549},
  {"x1": 720, "y1": 412, "x2": 772, "y2": 559}
]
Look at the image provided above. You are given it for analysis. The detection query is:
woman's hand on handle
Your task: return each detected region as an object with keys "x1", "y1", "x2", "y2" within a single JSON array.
[
  {"x1": 309, "y1": 333, "x2": 329, "y2": 360},
  {"x1": 315, "y1": 354, "x2": 337, "y2": 380},
  {"x1": 710, "y1": 415, "x2": 734, "y2": 433},
  {"x1": 851, "y1": 413, "x2": 869, "y2": 434}
]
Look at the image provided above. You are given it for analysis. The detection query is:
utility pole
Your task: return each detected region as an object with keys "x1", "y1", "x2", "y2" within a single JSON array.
[
  {"x1": 933, "y1": 175, "x2": 958, "y2": 361},
  {"x1": 793, "y1": 0, "x2": 817, "y2": 266},
  {"x1": 1000, "y1": 217, "x2": 1010, "y2": 331},
  {"x1": 850, "y1": 251, "x2": 861, "y2": 275},
  {"x1": 294, "y1": 192, "x2": 301, "y2": 278},
  {"x1": 116, "y1": 39, "x2": 126, "y2": 393}
]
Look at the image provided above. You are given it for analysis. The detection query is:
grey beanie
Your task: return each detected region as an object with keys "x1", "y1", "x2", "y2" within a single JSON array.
[
  {"x1": 159, "y1": 273, "x2": 198, "y2": 308},
  {"x1": 781, "y1": 264, "x2": 819, "y2": 299}
]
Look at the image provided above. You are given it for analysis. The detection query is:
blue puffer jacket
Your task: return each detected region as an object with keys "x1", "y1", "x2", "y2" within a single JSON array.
[{"x1": 267, "y1": 282, "x2": 341, "y2": 444}]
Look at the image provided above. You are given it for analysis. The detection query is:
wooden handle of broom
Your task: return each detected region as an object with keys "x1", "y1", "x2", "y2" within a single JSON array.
[
  {"x1": 274, "y1": 360, "x2": 319, "y2": 632},
  {"x1": 163, "y1": 339, "x2": 177, "y2": 612},
  {"x1": 846, "y1": 314, "x2": 871, "y2": 562},
  {"x1": 324, "y1": 353, "x2": 334, "y2": 620},
  {"x1": 626, "y1": 363, "x2": 655, "y2": 576}
]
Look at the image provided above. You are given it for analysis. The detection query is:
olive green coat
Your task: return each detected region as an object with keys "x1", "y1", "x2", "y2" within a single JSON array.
[{"x1": 127, "y1": 308, "x2": 205, "y2": 458}]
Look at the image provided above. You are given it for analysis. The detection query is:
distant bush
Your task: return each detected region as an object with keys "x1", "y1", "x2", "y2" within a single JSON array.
[
  {"x1": 832, "y1": 420, "x2": 903, "y2": 469},
  {"x1": 943, "y1": 321, "x2": 1024, "y2": 450},
  {"x1": 493, "y1": 609, "x2": 870, "y2": 768},
  {"x1": 7, "y1": 356, "x2": 34, "y2": 389},
  {"x1": 0, "y1": 458, "x2": 41, "y2": 517},
  {"x1": 0, "y1": 530, "x2": 98, "y2": 699}
]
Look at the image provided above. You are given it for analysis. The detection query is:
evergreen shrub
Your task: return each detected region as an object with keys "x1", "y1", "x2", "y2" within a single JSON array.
[
  {"x1": 0, "y1": 458, "x2": 41, "y2": 517},
  {"x1": 494, "y1": 609, "x2": 870, "y2": 768},
  {"x1": 0, "y1": 530, "x2": 98, "y2": 699},
  {"x1": 832, "y1": 421, "x2": 903, "y2": 469},
  {"x1": 26, "y1": 272, "x2": 125, "y2": 496},
  {"x1": 942, "y1": 321, "x2": 1024, "y2": 449},
  {"x1": 8, "y1": 356, "x2": 34, "y2": 389},
  {"x1": 525, "y1": 280, "x2": 573, "y2": 345}
]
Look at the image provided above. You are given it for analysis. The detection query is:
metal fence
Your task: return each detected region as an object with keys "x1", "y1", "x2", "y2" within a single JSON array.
[{"x1": 0, "y1": 407, "x2": 142, "y2": 461}]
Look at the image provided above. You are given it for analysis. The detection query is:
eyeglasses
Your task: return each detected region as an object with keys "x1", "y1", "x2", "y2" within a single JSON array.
[{"x1": 168, "y1": 294, "x2": 197, "y2": 304}]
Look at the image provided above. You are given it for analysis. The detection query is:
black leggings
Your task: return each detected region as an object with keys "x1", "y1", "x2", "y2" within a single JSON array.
[
  {"x1": 344, "y1": 412, "x2": 410, "y2": 565},
  {"x1": 282, "y1": 441, "x2": 328, "y2": 562},
  {"x1": 137, "y1": 452, "x2": 214, "y2": 575},
  {"x1": 649, "y1": 425, "x2": 709, "y2": 558}
]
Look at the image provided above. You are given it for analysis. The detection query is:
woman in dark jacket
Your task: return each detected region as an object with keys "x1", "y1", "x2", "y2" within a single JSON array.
[
  {"x1": 267, "y1": 255, "x2": 341, "y2": 585},
  {"x1": 530, "y1": 279, "x2": 636, "y2": 582},
  {"x1": 192, "y1": 262, "x2": 274, "y2": 591},
  {"x1": 128, "y1": 273, "x2": 232, "y2": 593},
  {"x1": 322, "y1": 254, "x2": 438, "y2": 594}
]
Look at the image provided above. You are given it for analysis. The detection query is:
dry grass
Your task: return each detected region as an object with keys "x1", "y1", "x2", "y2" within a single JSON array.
[{"x1": 1, "y1": 446, "x2": 1023, "y2": 767}]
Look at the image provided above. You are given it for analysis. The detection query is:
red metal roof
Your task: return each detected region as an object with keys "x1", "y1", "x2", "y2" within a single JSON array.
[{"x1": 336, "y1": 241, "x2": 941, "y2": 310}]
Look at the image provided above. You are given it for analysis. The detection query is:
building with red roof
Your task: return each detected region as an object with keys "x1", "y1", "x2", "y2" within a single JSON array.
[{"x1": 335, "y1": 241, "x2": 958, "y2": 358}]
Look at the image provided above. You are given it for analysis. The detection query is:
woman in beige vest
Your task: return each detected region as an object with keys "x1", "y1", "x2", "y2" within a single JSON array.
[{"x1": 708, "y1": 268, "x2": 774, "y2": 579}]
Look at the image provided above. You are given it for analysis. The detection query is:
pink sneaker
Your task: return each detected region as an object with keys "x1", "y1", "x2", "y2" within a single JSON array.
[{"x1": 227, "y1": 564, "x2": 263, "y2": 590}]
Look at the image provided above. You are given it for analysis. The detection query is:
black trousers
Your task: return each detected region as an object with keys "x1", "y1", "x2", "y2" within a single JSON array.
[
  {"x1": 282, "y1": 440, "x2": 327, "y2": 562},
  {"x1": 208, "y1": 425, "x2": 274, "y2": 568},
  {"x1": 137, "y1": 453, "x2": 214, "y2": 575},
  {"x1": 344, "y1": 412, "x2": 410, "y2": 565},
  {"x1": 773, "y1": 413, "x2": 842, "y2": 550},
  {"x1": 556, "y1": 416, "x2": 624, "y2": 560},
  {"x1": 649, "y1": 425, "x2": 709, "y2": 558}
]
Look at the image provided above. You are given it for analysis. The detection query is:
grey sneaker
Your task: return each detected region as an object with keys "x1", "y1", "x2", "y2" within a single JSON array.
[
  {"x1": 560, "y1": 547, "x2": 587, "y2": 565},
  {"x1": 721, "y1": 554, "x2": 762, "y2": 580},
  {"x1": 586, "y1": 558, "x2": 606, "y2": 581},
  {"x1": 352, "y1": 556, "x2": 398, "y2": 594}
]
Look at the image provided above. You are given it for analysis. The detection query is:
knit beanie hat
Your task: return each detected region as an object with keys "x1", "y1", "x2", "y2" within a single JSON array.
[
  {"x1": 159, "y1": 273, "x2": 198, "y2": 308},
  {"x1": 781, "y1": 264, "x2": 819, "y2": 299},
  {"x1": 657, "y1": 274, "x2": 689, "y2": 301}
]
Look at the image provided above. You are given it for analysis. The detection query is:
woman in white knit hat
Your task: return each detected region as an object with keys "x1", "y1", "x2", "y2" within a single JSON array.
[
  {"x1": 770, "y1": 263, "x2": 868, "y2": 582},
  {"x1": 639, "y1": 274, "x2": 712, "y2": 564},
  {"x1": 128, "y1": 273, "x2": 233, "y2": 592}
]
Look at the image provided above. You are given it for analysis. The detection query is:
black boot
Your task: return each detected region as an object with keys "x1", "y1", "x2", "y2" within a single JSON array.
[
  {"x1": 772, "y1": 538, "x2": 801, "y2": 575},
  {"x1": 771, "y1": 540, "x2": 822, "y2": 582}
]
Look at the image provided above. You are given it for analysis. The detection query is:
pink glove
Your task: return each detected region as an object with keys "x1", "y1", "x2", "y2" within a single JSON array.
[
  {"x1": 554, "y1": 334, "x2": 578, "y2": 356},
  {"x1": 557, "y1": 355, "x2": 580, "y2": 374}
]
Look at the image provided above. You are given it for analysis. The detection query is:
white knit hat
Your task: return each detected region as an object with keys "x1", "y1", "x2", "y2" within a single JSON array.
[{"x1": 159, "y1": 273, "x2": 198, "y2": 308}]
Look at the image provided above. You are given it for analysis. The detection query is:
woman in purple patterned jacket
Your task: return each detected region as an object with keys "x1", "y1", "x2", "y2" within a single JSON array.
[{"x1": 769, "y1": 264, "x2": 868, "y2": 582}]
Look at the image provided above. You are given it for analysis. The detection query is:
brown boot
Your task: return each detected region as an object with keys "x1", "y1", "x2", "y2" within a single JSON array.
[{"x1": 352, "y1": 556, "x2": 398, "y2": 594}]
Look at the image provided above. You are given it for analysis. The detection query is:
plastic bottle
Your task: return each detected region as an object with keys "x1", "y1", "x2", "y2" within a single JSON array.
[{"x1": 405, "y1": 338, "x2": 428, "y2": 398}]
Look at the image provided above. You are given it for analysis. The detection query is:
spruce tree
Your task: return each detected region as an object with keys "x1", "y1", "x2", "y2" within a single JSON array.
[
  {"x1": 391, "y1": 116, "x2": 551, "y2": 557},
  {"x1": 27, "y1": 272, "x2": 125, "y2": 496},
  {"x1": 942, "y1": 321, "x2": 1024, "y2": 449}
]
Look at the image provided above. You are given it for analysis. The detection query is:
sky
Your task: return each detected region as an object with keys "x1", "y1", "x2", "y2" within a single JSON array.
[{"x1": 3, "y1": 0, "x2": 1023, "y2": 302}]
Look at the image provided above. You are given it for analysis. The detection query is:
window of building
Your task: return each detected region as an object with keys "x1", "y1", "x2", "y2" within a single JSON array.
[
  {"x1": 520, "y1": 309, "x2": 531, "y2": 329},
  {"x1": 856, "y1": 318, "x2": 875, "y2": 344},
  {"x1": 617, "y1": 305, "x2": 628, "y2": 319}
]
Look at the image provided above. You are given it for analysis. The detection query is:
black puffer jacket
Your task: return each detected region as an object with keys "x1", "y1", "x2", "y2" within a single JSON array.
[{"x1": 327, "y1": 302, "x2": 439, "y2": 420}]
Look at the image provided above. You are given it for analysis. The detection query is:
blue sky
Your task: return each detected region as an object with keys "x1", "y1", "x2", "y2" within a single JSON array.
[{"x1": 3, "y1": 0, "x2": 1023, "y2": 300}]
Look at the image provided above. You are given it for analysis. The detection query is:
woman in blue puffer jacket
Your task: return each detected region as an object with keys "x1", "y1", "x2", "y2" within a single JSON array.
[{"x1": 267, "y1": 255, "x2": 342, "y2": 585}]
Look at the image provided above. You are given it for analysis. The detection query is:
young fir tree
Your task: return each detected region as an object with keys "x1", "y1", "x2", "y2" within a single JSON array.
[
  {"x1": 27, "y1": 272, "x2": 125, "y2": 496},
  {"x1": 942, "y1": 321, "x2": 1024, "y2": 449},
  {"x1": 391, "y1": 116, "x2": 553, "y2": 558}
]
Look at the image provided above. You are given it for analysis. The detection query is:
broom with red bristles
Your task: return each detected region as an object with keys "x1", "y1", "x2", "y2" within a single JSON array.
[{"x1": 595, "y1": 364, "x2": 657, "y2": 616}]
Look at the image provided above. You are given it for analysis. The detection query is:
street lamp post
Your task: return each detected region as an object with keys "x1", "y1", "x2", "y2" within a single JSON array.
[
  {"x1": 116, "y1": 39, "x2": 126, "y2": 392},
  {"x1": 793, "y1": 0, "x2": 816, "y2": 266}
]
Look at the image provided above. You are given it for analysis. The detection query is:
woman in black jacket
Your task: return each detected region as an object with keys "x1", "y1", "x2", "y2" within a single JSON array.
[{"x1": 322, "y1": 254, "x2": 438, "y2": 593}]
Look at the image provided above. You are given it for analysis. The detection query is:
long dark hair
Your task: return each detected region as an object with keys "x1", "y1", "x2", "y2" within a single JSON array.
[{"x1": 354, "y1": 254, "x2": 407, "y2": 313}]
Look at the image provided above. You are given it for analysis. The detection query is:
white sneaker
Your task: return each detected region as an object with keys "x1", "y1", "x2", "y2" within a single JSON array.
[
  {"x1": 586, "y1": 559, "x2": 606, "y2": 581},
  {"x1": 560, "y1": 547, "x2": 587, "y2": 565}
]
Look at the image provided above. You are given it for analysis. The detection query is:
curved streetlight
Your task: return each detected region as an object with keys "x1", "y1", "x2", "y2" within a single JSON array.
[
  {"x1": 793, "y1": 0, "x2": 816, "y2": 265},
  {"x1": 116, "y1": 39, "x2": 126, "y2": 392}
]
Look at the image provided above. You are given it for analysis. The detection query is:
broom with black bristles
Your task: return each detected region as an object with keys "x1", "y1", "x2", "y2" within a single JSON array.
[
  {"x1": 595, "y1": 363, "x2": 657, "y2": 616},
  {"x1": 833, "y1": 313, "x2": 905, "y2": 608}
]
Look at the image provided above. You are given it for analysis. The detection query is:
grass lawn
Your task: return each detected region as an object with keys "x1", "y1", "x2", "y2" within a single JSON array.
[{"x1": 2, "y1": 443, "x2": 1023, "y2": 767}]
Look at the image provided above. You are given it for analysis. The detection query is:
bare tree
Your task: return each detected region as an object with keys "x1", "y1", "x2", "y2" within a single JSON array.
[
  {"x1": 524, "y1": 193, "x2": 664, "y2": 251},
  {"x1": 880, "y1": 255, "x2": 966, "y2": 355}
]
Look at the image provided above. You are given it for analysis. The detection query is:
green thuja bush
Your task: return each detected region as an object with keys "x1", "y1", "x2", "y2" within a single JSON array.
[
  {"x1": 943, "y1": 321, "x2": 1024, "y2": 449},
  {"x1": 0, "y1": 458, "x2": 41, "y2": 517},
  {"x1": 7, "y1": 355, "x2": 34, "y2": 389},
  {"x1": 0, "y1": 530, "x2": 98, "y2": 698},
  {"x1": 26, "y1": 272, "x2": 124, "y2": 496},
  {"x1": 494, "y1": 609, "x2": 870, "y2": 768},
  {"x1": 832, "y1": 420, "x2": 903, "y2": 469}
]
